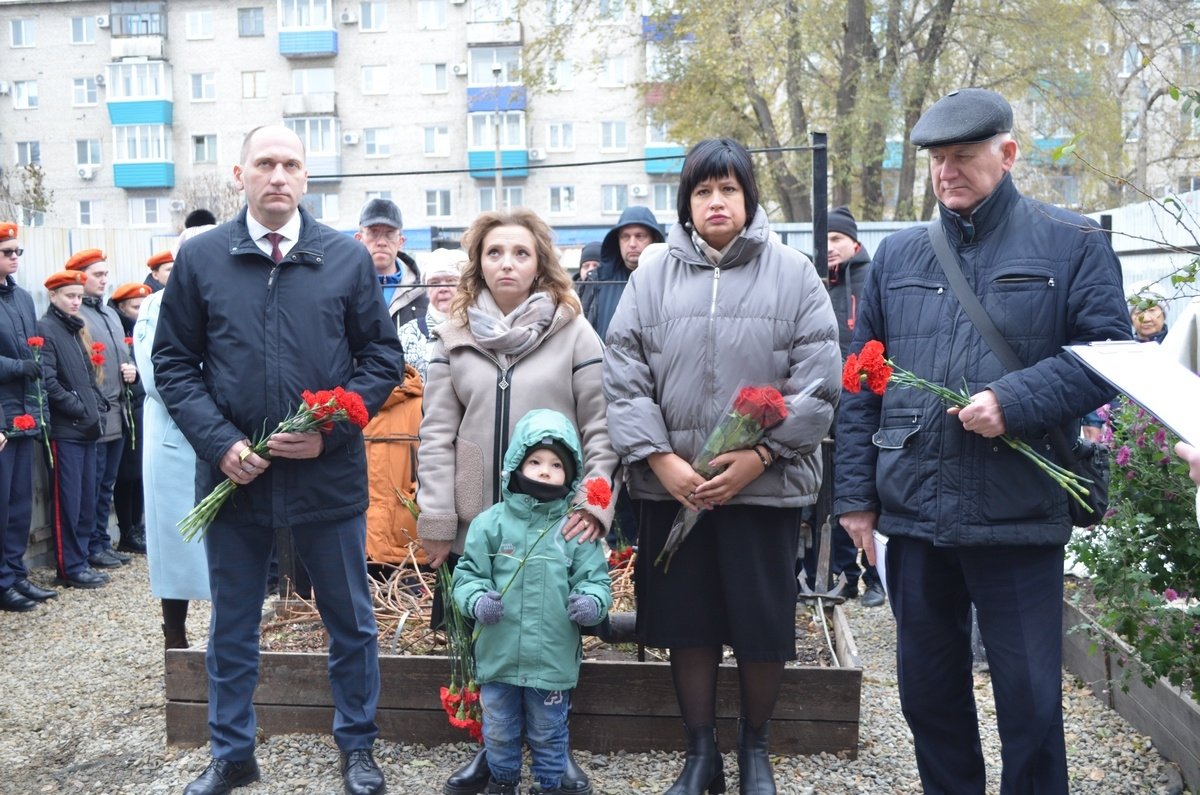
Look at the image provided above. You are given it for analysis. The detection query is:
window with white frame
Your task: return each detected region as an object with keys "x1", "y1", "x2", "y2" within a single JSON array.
[
  {"x1": 291, "y1": 67, "x2": 335, "y2": 94},
  {"x1": 243, "y1": 71, "x2": 267, "y2": 98},
  {"x1": 364, "y1": 127, "x2": 392, "y2": 157},
  {"x1": 549, "y1": 185, "x2": 576, "y2": 215},
  {"x1": 424, "y1": 125, "x2": 450, "y2": 156},
  {"x1": 113, "y1": 125, "x2": 172, "y2": 161},
  {"x1": 280, "y1": 0, "x2": 331, "y2": 28},
  {"x1": 239, "y1": 7, "x2": 265, "y2": 35},
  {"x1": 13, "y1": 81, "x2": 37, "y2": 109},
  {"x1": 646, "y1": 41, "x2": 669, "y2": 81},
  {"x1": 600, "y1": 121, "x2": 627, "y2": 151},
  {"x1": 76, "y1": 139, "x2": 102, "y2": 166},
  {"x1": 19, "y1": 209, "x2": 44, "y2": 227},
  {"x1": 366, "y1": 190, "x2": 393, "y2": 202},
  {"x1": 598, "y1": 0, "x2": 624, "y2": 23},
  {"x1": 469, "y1": 111, "x2": 525, "y2": 148},
  {"x1": 191, "y1": 72, "x2": 216, "y2": 101},
  {"x1": 285, "y1": 117, "x2": 338, "y2": 155},
  {"x1": 421, "y1": 63, "x2": 448, "y2": 93},
  {"x1": 186, "y1": 10, "x2": 214, "y2": 39},
  {"x1": 468, "y1": 47, "x2": 520, "y2": 85},
  {"x1": 70, "y1": 16, "x2": 96, "y2": 44},
  {"x1": 10, "y1": 19, "x2": 35, "y2": 47},
  {"x1": 599, "y1": 56, "x2": 627, "y2": 86},
  {"x1": 192, "y1": 134, "x2": 217, "y2": 163},
  {"x1": 471, "y1": 0, "x2": 513, "y2": 22},
  {"x1": 547, "y1": 122, "x2": 574, "y2": 151},
  {"x1": 129, "y1": 198, "x2": 167, "y2": 226},
  {"x1": 15, "y1": 141, "x2": 40, "y2": 166},
  {"x1": 602, "y1": 184, "x2": 628, "y2": 214},
  {"x1": 301, "y1": 192, "x2": 339, "y2": 221},
  {"x1": 73, "y1": 77, "x2": 99, "y2": 106},
  {"x1": 361, "y1": 65, "x2": 389, "y2": 95},
  {"x1": 360, "y1": 1, "x2": 387, "y2": 29},
  {"x1": 417, "y1": 0, "x2": 446, "y2": 28},
  {"x1": 546, "y1": 0, "x2": 571, "y2": 24},
  {"x1": 647, "y1": 118, "x2": 672, "y2": 144},
  {"x1": 108, "y1": 61, "x2": 169, "y2": 100},
  {"x1": 1120, "y1": 43, "x2": 1141, "y2": 77},
  {"x1": 479, "y1": 186, "x2": 524, "y2": 212},
  {"x1": 78, "y1": 200, "x2": 99, "y2": 227},
  {"x1": 425, "y1": 189, "x2": 452, "y2": 218},
  {"x1": 546, "y1": 59, "x2": 573, "y2": 90},
  {"x1": 652, "y1": 182, "x2": 677, "y2": 213},
  {"x1": 1124, "y1": 108, "x2": 1142, "y2": 142}
]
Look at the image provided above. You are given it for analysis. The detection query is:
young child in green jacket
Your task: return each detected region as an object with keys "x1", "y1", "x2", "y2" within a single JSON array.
[{"x1": 452, "y1": 408, "x2": 612, "y2": 795}]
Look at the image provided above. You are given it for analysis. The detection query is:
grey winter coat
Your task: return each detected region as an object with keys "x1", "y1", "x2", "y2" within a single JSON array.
[{"x1": 603, "y1": 207, "x2": 841, "y2": 505}]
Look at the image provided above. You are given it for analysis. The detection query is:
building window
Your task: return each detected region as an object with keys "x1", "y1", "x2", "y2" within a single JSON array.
[
  {"x1": 602, "y1": 184, "x2": 628, "y2": 214},
  {"x1": 364, "y1": 127, "x2": 392, "y2": 157},
  {"x1": 19, "y1": 209, "x2": 44, "y2": 227},
  {"x1": 238, "y1": 7, "x2": 265, "y2": 36},
  {"x1": 280, "y1": 0, "x2": 331, "y2": 28},
  {"x1": 193, "y1": 134, "x2": 218, "y2": 163},
  {"x1": 469, "y1": 111, "x2": 525, "y2": 148},
  {"x1": 547, "y1": 122, "x2": 574, "y2": 151},
  {"x1": 1120, "y1": 43, "x2": 1141, "y2": 77},
  {"x1": 70, "y1": 16, "x2": 96, "y2": 44},
  {"x1": 598, "y1": 0, "x2": 625, "y2": 23},
  {"x1": 361, "y1": 65, "x2": 389, "y2": 95},
  {"x1": 113, "y1": 125, "x2": 172, "y2": 162},
  {"x1": 242, "y1": 71, "x2": 267, "y2": 98},
  {"x1": 10, "y1": 19, "x2": 36, "y2": 47},
  {"x1": 111, "y1": 1, "x2": 167, "y2": 37},
  {"x1": 300, "y1": 192, "x2": 339, "y2": 221},
  {"x1": 72, "y1": 77, "x2": 99, "y2": 106},
  {"x1": 468, "y1": 47, "x2": 521, "y2": 85},
  {"x1": 417, "y1": 0, "x2": 446, "y2": 28},
  {"x1": 549, "y1": 185, "x2": 576, "y2": 215},
  {"x1": 78, "y1": 200, "x2": 98, "y2": 227},
  {"x1": 185, "y1": 10, "x2": 214, "y2": 39},
  {"x1": 76, "y1": 139, "x2": 102, "y2": 166},
  {"x1": 652, "y1": 182, "x2": 677, "y2": 213},
  {"x1": 1177, "y1": 176, "x2": 1200, "y2": 193},
  {"x1": 13, "y1": 81, "x2": 38, "y2": 110},
  {"x1": 479, "y1": 186, "x2": 524, "y2": 212},
  {"x1": 546, "y1": 0, "x2": 571, "y2": 25},
  {"x1": 1124, "y1": 108, "x2": 1142, "y2": 142},
  {"x1": 600, "y1": 121, "x2": 627, "y2": 151},
  {"x1": 471, "y1": 0, "x2": 513, "y2": 22},
  {"x1": 360, "y1": 1, "x2": 387, "y2": 30},
  {"x1": 647, "y1": 118, "x2": 672, "y2": 144},
  {"x1": 129, "y1": 198, "x2": 166, "y2": 226},
  {"x1": 285, "y1": 117, "x2": 338, "y2": 155},
  {"x1": 599, "y1": 56, "x2": 627, "y2": 86},
  {"x1": 646, "y1": 41, "x2": 669, "y2": 81},
  {"x1": 425, "y1": 189, "x2": 452, "y2": 218},
  {"x1": 191, "y1": 73, "x2": 216, "y2": 102},
  {"x1": 421, "y1": 63, "x2": 448, "y2": 93},
  {"x1": 108, "y1": 61, "x2": 170, "y2": 100},
  {"x1": 365, "y1": 190, "x2": 393, "y2": 202},
  {"x1": 424, "y1": 125, "x2": 450, "y2": 156},
  {"x1": 546, "y1": 59, "x2": 573, "y2": 90},
  {"x1": 15, "y1": 141, "x2": 40, "y2": 166},
  {"x1": 292, "y1": 67, "x2": 335, "y2": 94}
]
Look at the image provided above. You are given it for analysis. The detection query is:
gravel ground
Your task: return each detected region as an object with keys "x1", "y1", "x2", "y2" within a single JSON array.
[{"x1": 0, "y1": 557, "x2": 1189, "y2": 795}]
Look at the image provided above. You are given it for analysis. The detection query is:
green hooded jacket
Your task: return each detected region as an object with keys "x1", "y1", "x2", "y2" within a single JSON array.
[{"x1": 451, "y1": 408, "x2": 612, "y2": 691}]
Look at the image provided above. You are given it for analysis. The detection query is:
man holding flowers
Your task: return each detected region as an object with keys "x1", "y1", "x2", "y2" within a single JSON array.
[
  {"x1": 834, "y1": 89, "x2": 1131, "y2": 794},
  {"x1": 154, "y1": 125, "x2": 403, "y2": 795}
]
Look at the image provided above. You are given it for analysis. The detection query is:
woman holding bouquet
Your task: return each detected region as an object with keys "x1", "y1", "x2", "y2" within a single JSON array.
[
  {"x1": 417, "y1": 208, "x2": 618, "y2": 795},
  {"x1": 603, "y1": 138, "x2": 841, "y2": 795}
]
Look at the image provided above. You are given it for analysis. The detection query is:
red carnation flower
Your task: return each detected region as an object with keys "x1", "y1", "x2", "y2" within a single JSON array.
[
  {"x1": 92, "y1": 342, "x2": 106, "y2": 353},
  {"x1": 12, "y1": 414, "x2": 36, "y2": 431},
  {"x1": 26, "y1": 336, "x2": 44, "y2": 349},
  {"x1": 842, "y1": 354, "x2": 863, "y2": 393},
  {"x1": 90, "y1": 353, "x2": 105, "y2": 367},
  {"x1": 334, "y1": 387, "x2": 370, "y2": 429},
  {"x1": 583, "y1": 477, "x2": 612, "y2": 510},
  {"x1": 124, "y1": 336, "x2": 134, "y2": 347}
]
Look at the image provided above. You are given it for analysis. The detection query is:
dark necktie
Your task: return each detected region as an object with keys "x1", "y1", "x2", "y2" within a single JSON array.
[{"x1": 265, "y1": 232, "x2": 284, "y2": 264}]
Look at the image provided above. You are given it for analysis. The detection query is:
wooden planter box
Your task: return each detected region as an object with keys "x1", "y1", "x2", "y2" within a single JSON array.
[
  {"x1": 1061, "y1": 599, "x2": 1200, "y2": 789},
  {"x1": 165, "y1": 606, "x2": 862, "y2": 756}
]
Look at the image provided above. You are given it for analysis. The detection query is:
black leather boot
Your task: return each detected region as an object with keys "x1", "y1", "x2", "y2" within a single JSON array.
[
  {"x1": 664, "y1": 724, "x2": 725, "y2": 795},
  {"x1": 735, "y1": 718, "x2": 775, "y2": 795},
  {"x1": 444, "y1": 747, "x2": 489, "y2": 795},
  {"x1": 164, "y1": 623, "x2": 189, "y2": 651},
  {"x1": 559, "y1": 752, "x2": 592, "y2": 795}
]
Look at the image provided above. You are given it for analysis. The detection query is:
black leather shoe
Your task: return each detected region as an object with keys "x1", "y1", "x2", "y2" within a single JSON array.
[
  {"x1": 183, "y1": 758, "x2": 260, "y2": 795},
  {"x1": 13, "y1": 578, "x2": 57, "y2": 601},
  {"x1": 559, "y1": 753, "x2": 592, "y2": 795},
  {"x1": 444, "y1": 747, "x2": 489, "y2": 795},
  {"x1": 117, "y1": 529, "x2": 147, "y2": 554},
  {"x1": 87, "y1": 550, "x2": 124, "y2": 569},
  {"x1": 109, "y1": 547, "x2": 133, "y2": 564},
  {"x1": 860, "y1": 582, "x2": 886, "y2": 608},
  {"x1": 0, "y1": 586, "x2": 38, "y2": 612},
  {"x1": 55, "y1": 568, "x2": 107, "y2": 589},
  {"x1": 342, "y1": 748, "x2": 386, "y2": 795}
]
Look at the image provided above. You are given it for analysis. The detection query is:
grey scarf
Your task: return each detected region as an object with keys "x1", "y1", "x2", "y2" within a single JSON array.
[{"x1": 467, "y1": 290, "x2": 556, "y2": 364}]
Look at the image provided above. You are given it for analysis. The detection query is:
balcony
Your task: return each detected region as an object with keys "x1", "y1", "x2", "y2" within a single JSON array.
[
  {"x1": 112, "y1": 35, "x2": 165, "y2": 60},
  {"x1": 113, "y1": 162, "x2": 174, "y2": 189},
  {"x1": 279, "y1": 28, "x2": 338, "y2": 58},
  {"x1": 107, "y1": 99, "x2": 173, "y2": 125},
  {"x1": 644, "y1": 144, "x2": 685, "y2": 175},
  {"x1": 306, "y1": 154, "x2": 342, "y2": 183},
  {"x1": 466, "y1": 86, "x2": 526, "y2": 113},
  {"x1": 282, "y1": 92, "x2": 337, "y2": 116},
  {"x1": 468, "y1": 149, "x2": 529, "y2": 180},
  {"x1": 466, "y1": 20, "x2": 522, "y2": 45}
]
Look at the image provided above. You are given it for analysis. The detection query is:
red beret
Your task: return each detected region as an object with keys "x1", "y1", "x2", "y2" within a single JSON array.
[
  {"x1": 65, "y1": 248, "x2": 106, "y2": 271},
  {"x1": 45, "y1": 270, "x2": 88, "y2": 291},
  {"x1": 111, "y1": 282, "x2": 153, "y2": 303},
  {"x1": 0, "y1": 222, "x2": 17, "y2": 240},
  {"x1": 147, "y1": 250, "x2": 174, "y2": 270}
]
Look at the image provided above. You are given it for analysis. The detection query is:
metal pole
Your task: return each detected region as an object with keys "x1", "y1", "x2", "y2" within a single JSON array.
[
  {"x1": 812, "y1": 131, "x2": 829, "y2": 279},
  {"x1": 492, "y1": 65, "x2": 503, "y2": 211}
]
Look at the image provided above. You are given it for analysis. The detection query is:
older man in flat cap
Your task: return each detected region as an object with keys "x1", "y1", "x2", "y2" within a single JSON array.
[{"x1": 834, "y1": 89, "x2": 1131, "y2": 793}]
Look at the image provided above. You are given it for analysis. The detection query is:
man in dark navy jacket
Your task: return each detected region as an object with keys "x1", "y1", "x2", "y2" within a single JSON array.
[
  {"x1": 835, "y1": 90, "x2": 1131, "y2": 794},
  {"x1": 154, "y1": 125, "x2": 402, "y2": 795}
]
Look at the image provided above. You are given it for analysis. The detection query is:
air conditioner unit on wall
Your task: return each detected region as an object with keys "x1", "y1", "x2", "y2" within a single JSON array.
[
  {"x1": 169, "y1": 199, "x2": 186, "y2": 212},
  {"x1": 78, "y1": 166, "x2": 96, "y2": 180},
  {"x1": 451, "y1": 63, "x2": 467, "y2": 76},
  {"x1": 343, "y1": 131, "x2": 360, "y2": 145},
  {"x1": 528, "y1": 148, "x2": 546, "y2": 161},
  {"x1": 1094, "y1": 41, "x2": 1110, "y2": 56},
  {"x1": 630, "y1": 184, "x2": 649, "y2": 197},
  {"x1": 450, "y1": 0, "x2": 467, "y2": 5},
  {"x1": 340, "y1": 9, "x2": 357, "y2": 24},
  {"x1": 95, "y1": 73, "x2": 106, "y2": 86},
  {"x1": 96, "y1": 14, "x2": 110, "y2": 28}
]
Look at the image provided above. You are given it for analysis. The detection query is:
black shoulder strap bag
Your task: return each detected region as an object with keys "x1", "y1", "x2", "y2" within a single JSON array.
[{"x1": 927, "y1": 221, "x2": 1109, "y2": 527}]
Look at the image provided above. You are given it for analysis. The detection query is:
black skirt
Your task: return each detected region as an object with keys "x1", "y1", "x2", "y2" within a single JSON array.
[{"x1": 633, "y1": 499, "x2": 802, "y2": 661}]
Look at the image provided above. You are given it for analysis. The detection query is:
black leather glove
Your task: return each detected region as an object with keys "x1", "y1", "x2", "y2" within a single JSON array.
[
  {"x1": 473, "y1": 590, "x2": 505, "y2": 625},
  {"x1": 20, "y1": 359, "x2": 40, "y2": 379}
]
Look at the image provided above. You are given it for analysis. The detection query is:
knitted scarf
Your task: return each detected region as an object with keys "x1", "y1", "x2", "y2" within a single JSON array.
[{"x1": 467, "y1": 290, "x2": 556, "y2": 364}]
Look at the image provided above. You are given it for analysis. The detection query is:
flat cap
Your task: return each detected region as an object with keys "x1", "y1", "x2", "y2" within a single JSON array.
[
  {"x1": 359, "y1": 198, "x2": 403, "y2": 229},
  {"x1": 65, "y1": 248, "x2": 106, "y2": 271},
  {"x1": 111, "y1": 282, "x2": 152, "y2": 302},
  {"x1": 45, "y1": 270, "x2": 87, "y2": 291},
  {"x1": 911, "y1": 88, "x2": 1013, "y2": 149},
  {"x1": 0, "y1": 222, "x2": 17, "y2": 240},
  {"x1": 147, "y1": 250, "x2": 174, "y2": 269}
]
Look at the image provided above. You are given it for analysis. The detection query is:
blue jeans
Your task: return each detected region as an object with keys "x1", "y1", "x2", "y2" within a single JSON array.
[{"x1": 481, "y1": 682, "x2": 570, "y2": 790}]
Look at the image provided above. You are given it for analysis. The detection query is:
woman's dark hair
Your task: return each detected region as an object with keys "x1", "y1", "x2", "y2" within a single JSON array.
[{"x1": 676, "y1": 138, "x2": 759, "y2": 229}]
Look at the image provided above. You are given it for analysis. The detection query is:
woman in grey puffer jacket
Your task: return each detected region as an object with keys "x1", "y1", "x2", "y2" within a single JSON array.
[{"x1": 603, "y1": 139, "x2": 840, "y2": 795}]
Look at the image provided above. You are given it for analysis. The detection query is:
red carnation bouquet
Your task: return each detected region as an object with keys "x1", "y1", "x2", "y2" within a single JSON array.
[
  {"x1": 656, "y1": 385, "x2": 789, "y2": 572},
  {"x1": 178, "y1": 387, "x2": 371, "y2": 541},
  {"x1": 23, "y1": 336, "x2": 52, "y2": 465},
  {"x1": 843, "y1": 339, "x2": 1092, "y2": 509}
]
